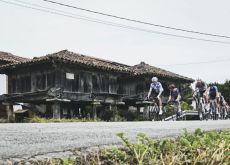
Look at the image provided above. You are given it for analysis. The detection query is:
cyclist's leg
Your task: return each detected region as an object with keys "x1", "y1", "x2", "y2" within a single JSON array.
[
  {"x1": 204, "y1": 90, "x2": 209, "y2": 110},
  {"x1": 157, "y1": 96, "x2": 163, "y2": 115},
  {"x1": 215, "y1": 97, "x2": 219, "y2": 117}
]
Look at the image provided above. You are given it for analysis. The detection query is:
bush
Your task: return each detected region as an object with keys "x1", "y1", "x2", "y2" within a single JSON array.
[
  {"x1": 27, "y1": 116, "x2": 101, "y2": 123},
  {"x1": 181, "y1": 101, "x2": 193, "y2": 111},
  {"x1": 0, "y1": 118, "x2": 8, "y2": 123},
  {"x1": 96, "y1": 129, "x2": 230, "y2": 164}
]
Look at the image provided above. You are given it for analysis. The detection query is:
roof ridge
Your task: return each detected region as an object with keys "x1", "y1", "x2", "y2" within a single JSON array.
[
  {"x1": 130, "y1": 62, "x2": 193, "y2": 81},
  {"x1": 0, "y1": 51, "x2": 30, "y2": 63},
  {"x1": 65, "y1": 50, "x2": 130, "y2": 67}
]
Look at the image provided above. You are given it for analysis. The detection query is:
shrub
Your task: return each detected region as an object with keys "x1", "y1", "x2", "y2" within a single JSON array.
[{"x1": 98, "y1": 129, "x2": 230, "y2": 165}]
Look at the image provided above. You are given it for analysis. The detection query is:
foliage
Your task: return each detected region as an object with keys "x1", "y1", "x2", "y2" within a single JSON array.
[
  {"x1": 63, "y1": 156, "x2": 76, "y2": 165},
  {"x1": 16, "y1": 129, "x2": 230, "y2": 165},
  {"x1": 180, "y1": 83, "x2": 193, "y2": 103},
  {"x1": 99, "y1": 108, "x2": 138, "y2": 121},
  {"x1": 181, "y1": 101, "x2": 193, "y2": 111},
  {"x1": 216, "y1": 80, "x2": 230, "y2": 103},
  {"x1": 96, "y1": 129, "x2": 230, "y2": 165},
  {"x1": 27, "y1": 116, "x2": 101, "y2": 123},
  {"x1": 0, "y1": 118, "x2": 8, "y2": 123}
]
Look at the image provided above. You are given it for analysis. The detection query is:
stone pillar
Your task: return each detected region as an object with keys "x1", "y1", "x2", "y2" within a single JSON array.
[
  {"x1": 111, "y1": 103, "x2": 118, "y2": 121},
  {"x1": 52, "y1": 102, "x2": 61, "y2": 119},
  {"x1": 92, "y1": 101, "x2": 100, "y2": 120},
  {"x1": 143, "y1": 105, "x2": 150, "y2": 120},
  {"x1": 93, "y1": 105, "x2": 97, "y2": 120},
  {"x1": 6, "y1": 104, "x2": 13, "y2": 122},
  {"x1": 5, "y1": 75, "x2": 14, "y2": 122}
]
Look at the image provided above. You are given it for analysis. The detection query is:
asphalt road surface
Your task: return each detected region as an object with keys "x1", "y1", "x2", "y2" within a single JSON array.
[{"x1": 0, "y1": 120, "x2": 230, "y2": 160}]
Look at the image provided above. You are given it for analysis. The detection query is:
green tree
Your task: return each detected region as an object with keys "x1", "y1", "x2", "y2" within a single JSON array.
[
  {"x1": 216, "y1": 80, "x2": 230, "y2": 103},
  {"x1": 180, "y1": 83, "x2": 193, "y2": 103}
]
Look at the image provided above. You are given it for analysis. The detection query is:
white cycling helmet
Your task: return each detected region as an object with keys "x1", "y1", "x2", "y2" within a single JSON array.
[{"x1": 151, "y1": 77, "x2": 158, "y2": 82}]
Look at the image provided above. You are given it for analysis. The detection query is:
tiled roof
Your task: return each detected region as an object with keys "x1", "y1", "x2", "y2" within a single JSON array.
[
  {"x1": 0, "y1": 50, "x2": 130, "y2": 73},
  {"x1": 0, "y1": 50, "x2": 194, "y2": 82},
  {"x1": 130, "y1": 62, "x2": 193, "y2": 82},
  {"x1": 0, "y1": 51, "x2": 29, "y2": 64}
]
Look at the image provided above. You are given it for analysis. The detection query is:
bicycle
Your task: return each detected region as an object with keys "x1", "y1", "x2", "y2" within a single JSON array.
[
  {"x1": 209, "y1": 99, "x2": 218, "y2": 120},
  {"x1": 219, "y1": 104, "x2": 227, "y2": 120},
  {"x1": 168, "y1": 100, "x2": 181, "y2": 121},
  {"x1": 194, "y1": 95, "x2": 206, "y2": 120},
  {"x1": 147, "y1": 97, "x2": 165, "y2": 121}
]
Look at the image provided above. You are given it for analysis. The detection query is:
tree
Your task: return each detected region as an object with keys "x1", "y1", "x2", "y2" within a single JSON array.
[{"x1": 216, "y1": 80, "x2": 230, "y2": 103}]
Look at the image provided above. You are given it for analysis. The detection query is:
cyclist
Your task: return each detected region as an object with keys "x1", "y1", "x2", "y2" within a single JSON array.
[
  {"x1": 193, "y1": 79, "x2": 208, "y2": 106},
  {"x1": 167, "y1": 84, "x2": 182, "y2": 118},
  {"x1": 206, "y1": 83, "x2": 219, "y2": 115},
  {"x1": 218, "y1": 92, "x2": 227, "y2": 118},
  {"x1": 167, "y1": 84, "x2": 181, "y2": 105},
  {"x1": 147, "y1": 77, "x2": 164, "y2": 114}
]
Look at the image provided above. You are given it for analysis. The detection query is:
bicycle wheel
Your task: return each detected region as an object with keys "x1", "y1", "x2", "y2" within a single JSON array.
[
  {"x1": 198, "y1": 103, "x2": 203, "y2": 120},
  {"x1": 151, "y1": 105, "x2": 158, "y2": 121},
  {"x1": 160, "y1": 107, "x2": 166, "y2": 121}
]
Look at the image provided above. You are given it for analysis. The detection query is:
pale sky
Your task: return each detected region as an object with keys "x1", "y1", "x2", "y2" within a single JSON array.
[{"x1": 0, "y1": 0, "x2": 230, "y2": 94}]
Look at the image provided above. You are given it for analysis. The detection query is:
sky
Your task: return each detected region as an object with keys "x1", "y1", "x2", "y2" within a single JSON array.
[{"x1": 0, "y1": 0, "x2": 230, "y2": 94}]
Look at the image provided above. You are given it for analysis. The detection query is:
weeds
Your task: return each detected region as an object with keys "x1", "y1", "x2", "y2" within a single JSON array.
[
  {"x1": 27, "y1": 116, "x2": 101, "y2": 123},
  {"x1": 14, "y1": 129, "x2": 230, "y2": 165},
  {"x1": 98, "y1": 129, "x2": 230, "y2": 165}
]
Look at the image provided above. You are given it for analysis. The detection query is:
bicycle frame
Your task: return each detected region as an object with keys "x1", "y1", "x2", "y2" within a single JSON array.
[
  {"x1": 219, "y1": 105, "x2": 227, "y2": 120},
  {"x1": 195, "y1": 96, "x2": 206, "y2": 120},
  {"x1": 209, "y1": 99, "x2": 218, "y2": 120},
  {"x1": 168, "y1": 101, "x2": 181, "y2": 121},
  {"x1": 149, "y1": 98, "x2": 165, "y2": 121}
]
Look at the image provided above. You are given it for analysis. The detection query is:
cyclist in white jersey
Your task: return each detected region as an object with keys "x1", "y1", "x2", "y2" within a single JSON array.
[{"x1": 147, "y1": 77, "x2": 164, "y2": 114}]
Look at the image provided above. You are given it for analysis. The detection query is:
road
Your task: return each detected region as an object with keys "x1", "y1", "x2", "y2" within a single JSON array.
[{"x1": 0, "y1": 120, "x2": 230, "y2": 160}]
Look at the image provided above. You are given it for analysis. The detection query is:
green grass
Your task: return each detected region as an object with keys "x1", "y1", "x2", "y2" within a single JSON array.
[
  {"x1": 0, "y1": 118, "x2": 8, "y2": 123},
  {"x1": 26, "y1": 116, "x2": 101, "y2": 123}
]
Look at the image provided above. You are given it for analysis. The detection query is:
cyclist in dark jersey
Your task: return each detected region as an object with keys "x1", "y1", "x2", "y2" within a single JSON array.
[
  {"x1": 167, "y1": 84, "x2": 182, "y2": 115},
  {"x1": 206, "y1": 83, "x2": 219, "y2": 114},
  {"x1": 167, "y1": 84, "x2": 181, "y2": 104}
]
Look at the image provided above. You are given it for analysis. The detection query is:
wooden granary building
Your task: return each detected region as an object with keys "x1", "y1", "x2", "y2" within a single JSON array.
[
  {"x1": 0, "y1": 51, "x2": 29, "y2": 119},
  {"x1": 0, "y1": 50, "x2": 193, "y2": 120}
]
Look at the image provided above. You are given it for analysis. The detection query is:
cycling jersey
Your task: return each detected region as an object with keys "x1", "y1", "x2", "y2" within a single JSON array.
[
  {"x1": 220, "y1": 96, "x2": 225, "y2": 105},
  {"x1": 150, "y1": 82, "x2": 164, "y2": 94},
  {"x1": 195, "y1": 88, "x2": 205, "y2": 98},
  {"x1": 170, "y1": 88, "x2": 180, "y2": 101},
  {"x1": 209, "y1": 86, "x2": 218, "y2": 100}
]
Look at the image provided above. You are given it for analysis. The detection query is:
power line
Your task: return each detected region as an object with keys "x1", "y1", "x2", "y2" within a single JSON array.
[
  {"x1": 1, "y1": 0, "x2": 230, "y2": 45},
  {"x1": 43, "y1": 0, "x2": 230, "y2": 39},
  {"x1": 159, "y1": 58, "x2": 230, "y2": 66}
]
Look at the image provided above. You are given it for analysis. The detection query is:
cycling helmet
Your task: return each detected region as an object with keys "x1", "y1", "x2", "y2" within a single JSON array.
[{"x1": 151, "y1": 77, "x2": 158, "y2": 82}]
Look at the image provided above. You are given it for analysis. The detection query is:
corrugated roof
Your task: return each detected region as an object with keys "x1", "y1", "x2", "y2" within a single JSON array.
[{"x1": 0, "y1": 51, "x2": 29, "y2": 64}]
